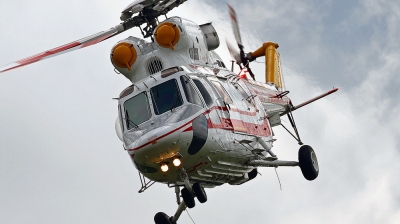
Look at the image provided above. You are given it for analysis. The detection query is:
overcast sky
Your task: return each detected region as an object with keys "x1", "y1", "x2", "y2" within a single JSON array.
[{"x1": 1, "y1": 0, "x2": 399, "y2": 223}]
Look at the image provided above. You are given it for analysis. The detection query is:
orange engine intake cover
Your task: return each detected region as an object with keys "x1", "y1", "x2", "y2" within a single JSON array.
[
  {"x1": 154, "y1": 22, "x2": 180, "y2": 50},
  {"x1": 111, "y1": 42, "x2": 137, "y2": 70}
]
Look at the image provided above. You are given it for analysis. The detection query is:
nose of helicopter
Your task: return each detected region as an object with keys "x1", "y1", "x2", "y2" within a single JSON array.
[
  {"x1": 131, "y1": 125, "x2": 182, "y2": 163},
  {"x1": 129, "y1": 114, "x2": 208, "y2": 172}
]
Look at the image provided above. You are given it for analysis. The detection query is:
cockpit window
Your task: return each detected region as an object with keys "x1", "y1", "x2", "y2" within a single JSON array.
[
  {"x1": 180, "y1": 76, "x2": 203, "y2": 107},
  {"x1": 150, "y1": 79, "x2": 183, "y2": 115},
  {"x1": 123, "y1": 92, "x2": 151, "y2": 130},
  {"x1": 193, "y1": 79, "x2": 213, "y2": 106}
]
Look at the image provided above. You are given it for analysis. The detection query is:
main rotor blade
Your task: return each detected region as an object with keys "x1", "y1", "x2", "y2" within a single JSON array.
[
  {"x1": 122, "y1": 0, "x2": 147, "y2": 13},
  {"x1": 0, "y1": 0, "x2": 191, "y2": 73},
  {"x1": 0, "y1": 24, "x2": 124, "y2": 73},
  {"x1": 228, "y1": 4, "x2": 243, "y2": 47}
]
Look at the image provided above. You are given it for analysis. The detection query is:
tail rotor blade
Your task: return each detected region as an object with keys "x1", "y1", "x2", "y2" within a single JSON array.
[
  {"x1": 227, "y1": 4, "x2": 256, "y2": 80},
  {"x1": 228, "y1": 4, "x2": 242, "y2": 47},
  {"x1": 226, "y1": 39, "x2": 242, "y2": 64}
]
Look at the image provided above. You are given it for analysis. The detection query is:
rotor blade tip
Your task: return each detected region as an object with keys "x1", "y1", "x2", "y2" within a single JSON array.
[{"x1": 330, "y1": 88, "x2": 339, "y2": 93}]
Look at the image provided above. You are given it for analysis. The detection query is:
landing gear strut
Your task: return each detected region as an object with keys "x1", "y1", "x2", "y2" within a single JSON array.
[{"x1": 154, "y1": 169, "x2": 208, "y2": 224}]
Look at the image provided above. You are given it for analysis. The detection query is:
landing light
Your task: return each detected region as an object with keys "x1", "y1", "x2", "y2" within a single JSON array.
[
  {"x1": 160, "y1": 163, "x2": 169, "y2": 172},
  {"x1": 172, "y1": 158, "x2": 181, "y2": 167}
]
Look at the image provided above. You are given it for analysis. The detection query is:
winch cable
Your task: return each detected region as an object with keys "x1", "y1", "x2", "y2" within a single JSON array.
[{"x1": 185, "y1": 208, "x2": 196, "y2": 224}]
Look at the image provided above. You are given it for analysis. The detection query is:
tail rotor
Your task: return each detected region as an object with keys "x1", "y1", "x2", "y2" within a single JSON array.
[{"x1": 227, "y1": 4, "x2": 255, "y2": 80}]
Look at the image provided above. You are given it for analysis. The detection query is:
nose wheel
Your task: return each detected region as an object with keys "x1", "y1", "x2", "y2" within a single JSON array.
[
  {"x1": 154, "y1": 212, "x2": 173, "y2": 224},
  {"x1": 154, "y1": 169, "x2": 208, "y2": 224},
  {"x1": 192, "y1": 182, "x2": 207, "y2": 203},
  {"x1": 180, "y1": 181, "x2": 207, "y2": 209},
  {"x1": 181, "y1": 187, "x2": 195, "y2": 208}
]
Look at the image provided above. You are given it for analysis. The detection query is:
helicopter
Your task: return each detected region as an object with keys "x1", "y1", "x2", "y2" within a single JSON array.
[{"x1": 0, "y1": 1, "x2": 338, "y2": 224}]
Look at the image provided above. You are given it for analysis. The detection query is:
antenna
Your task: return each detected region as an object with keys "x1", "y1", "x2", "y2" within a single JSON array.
[{"x1": 274, "y1": 167, "x2": 282, "y2": 190}]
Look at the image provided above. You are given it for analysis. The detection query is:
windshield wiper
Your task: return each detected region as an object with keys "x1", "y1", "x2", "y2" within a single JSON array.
[{"x1": 125, "y1": 110, "x2": 138, "y2": 129}]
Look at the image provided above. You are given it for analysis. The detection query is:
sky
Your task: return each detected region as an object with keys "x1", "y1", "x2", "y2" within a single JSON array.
[{"x1": 1, "y1": 0, "x2": 400, "y2": 223}]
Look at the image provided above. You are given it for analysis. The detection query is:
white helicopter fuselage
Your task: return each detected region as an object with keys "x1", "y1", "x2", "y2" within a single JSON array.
[
  {"x1": 112, "y1": 16, "x2": 290, "y2": 187},
  {"x1": 0, "y1": 1, "x2": 336, "y2": 222}
]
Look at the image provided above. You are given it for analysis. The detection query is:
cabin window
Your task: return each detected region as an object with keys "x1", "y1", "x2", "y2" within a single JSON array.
[
  {"x1": 210, "y1": 81, "x2": 233, "y2": 104},
  {"x1": 193, "y1": 79, "x2": 213, "y2": 107},
  {"x1": 180, "y1": 76, "x2": 203, "y2": 107},
  {"x1": 150, "y1": 79, "x2": 183, "y2": 115},
  {"x1": 123, "y1": 92, "x2": 151, "y2": 130}
]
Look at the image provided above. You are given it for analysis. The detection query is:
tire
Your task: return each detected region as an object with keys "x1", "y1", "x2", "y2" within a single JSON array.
[
  {"x1": 192, "y1": 182, "x2": 207, "y2": 203},
  {"x1": 248, "y1": 168, "x2": 258, "y2": 180},
  {"x1": 298, "y1": 145, "x2": 319, "y2": 181},
  {"x1": 181, "y1": 187, "x2": 195, "y2": 208},
  {"x1": 154, "y1": 212, "x2": 172, "y2": 224}
]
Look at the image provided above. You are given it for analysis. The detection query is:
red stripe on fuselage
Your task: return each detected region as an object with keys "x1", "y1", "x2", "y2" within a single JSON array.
[
  {"x1": 187, "y1": 161, "x2": 209, "y2": 173},
  {"x1": 204, "y1": 105, "x2": 258, "y2": 116},
  {"x1": 183, "y1": 126, "x2": 193, "y2": 132},
  {"x1": 128, "y1": 106, "x2": 272, "y2": 152},
  {"x1": 128, "y1": 119, "x2": 194, "y2": 152},
  {"x1": 204, "y1": 105, "x2": 271, "y2": 136}
]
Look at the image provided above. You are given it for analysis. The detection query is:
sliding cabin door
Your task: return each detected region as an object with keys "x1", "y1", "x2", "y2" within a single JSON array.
[{"x1": 208, "y1": 78, "x2": 248, "y2": 133}]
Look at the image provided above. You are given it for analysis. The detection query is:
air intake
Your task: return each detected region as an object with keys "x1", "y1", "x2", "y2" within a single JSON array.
[{"x1": 146, "y1": 56, "x2": 163, "y2": 74}]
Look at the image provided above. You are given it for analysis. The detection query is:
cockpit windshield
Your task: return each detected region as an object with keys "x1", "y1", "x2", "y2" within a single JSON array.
[
  {"x1": 150, "y1": 79, "x2": 183, "y2": 115},
  {"x1": 123, "y1": 92, "x2": 151, "y2": 130}
]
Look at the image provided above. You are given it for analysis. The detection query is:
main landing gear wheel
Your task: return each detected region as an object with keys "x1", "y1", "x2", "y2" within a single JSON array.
[
  {"x1": 154, "y1": 212, "x2": 172, "y2": 224},
  {"x1": 192, "y1": 182, "x2": 207, "y2": 203},
  {"x1": 298, "y1": 145, "x2": 319, "y2": 181},
  {"x1": 181, "y1": 187, "x2": 195, "y2": 208}
]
